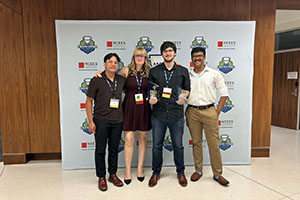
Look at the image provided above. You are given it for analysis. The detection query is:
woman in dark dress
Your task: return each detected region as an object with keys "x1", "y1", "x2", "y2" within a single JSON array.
[{"x1": 118, "y1": 48, "x2": 151, "y2": 184}]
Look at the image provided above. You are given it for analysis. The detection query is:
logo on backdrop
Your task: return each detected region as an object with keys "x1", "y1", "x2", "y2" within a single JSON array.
[
  {"x1": 80, "y1": 103, "x2": 86, "y2": 110},
  {"x1": 169, "y1": 40, "x2": 182, "y2": 50},
  {"x1": 117, "y1": 61, "x2": 125, "y2": 74},
  {"x1": 217, "y1": 57, "x2": 235, "y2": 74},
  {"x1": 78, "y1": 36, "x2": 97, "y2": 54},
  {"x1": 221, "y1": 97, "x2": 234, "y2": 113},
  {"x1": 78, "y1": 62, "x2": 98, "y2": 71},
  {"x1": 81, "y1": 118, "x2": 92, "y2": 135},
  {"x1": 217, "y1": 41, "x2": 236, "y2": 50},
  {"x1": 106, "y1": 41, "x2": 126, "y2": 50},
  {"x1": 136, "y1": 36, "x2": 154, "y2": 53},
  {"x1": 118, "y1": 137, "x2": 125, "y2": 153},
  {"x1": 219, "y1": 119, "x2": 234, "y2": 129},
  {"x1": 149, "y1": 54, "x2": 163, "y2": 68},
  {"x1": 163, "y1": 135, "x2": 173, "y2": 152},
  {"x1": 79, "y1": 78, "x2": 91, "y2": 94},
  {"x1": 81, "y1": 141, "x2": 95, "y2": 150},
  {"x1": 190, "y1": 36, "x2": 208, "y2": 49},
  {"x1": 225, "y1": 80, "x2": 235, "y2": 90},
  {"x1": 219, "y1": 134, "x2": 233, "y2": 151}
]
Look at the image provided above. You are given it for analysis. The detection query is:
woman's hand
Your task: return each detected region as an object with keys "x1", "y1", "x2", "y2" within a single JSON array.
[{"x1": 94, "y1": 71, "x2": 103, "y2": 78}]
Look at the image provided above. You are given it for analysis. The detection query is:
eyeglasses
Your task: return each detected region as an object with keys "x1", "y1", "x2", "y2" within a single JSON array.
[
  {"x1": 163, "y1": 49, "x2": 174, "y2": 53},
  {"x1": 192, "y1": 55, "x2": 204, "y2": 59},
  {"x1": 107, "y1": 60, "x2": 119, "y2": 65},
  {"x1": 135, "y1": 55, "x2": 145, "y2": 59}
]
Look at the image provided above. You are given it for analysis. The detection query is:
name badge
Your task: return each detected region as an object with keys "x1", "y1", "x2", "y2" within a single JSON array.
[
  {"x1": 135, "y1": 93, "x2": 144, "y2": 105},
  {"x1": 110, "y1": 98, "x2": 119, "y2": 108},
  {"x1": 162, "y1": 87, "x2": 172, "y2": 99}
]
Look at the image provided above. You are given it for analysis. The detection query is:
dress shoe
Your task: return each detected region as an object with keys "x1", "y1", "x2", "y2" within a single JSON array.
[
  {"x1": 124, "y1": 179, "x2": 131, "y2": 185},
  {"x1": 98, "y1": 177, "x2": 107, "y2": 191},
  {"x1": 190, "y1": 172, "x2": 202, "y2": 182},
  {"x1": 213, "y1": 175, "x2": 230, "y2": 186},
  {"x1": 108, "y1": 174, "x2": 124, "y2": 187},
  {"x1": 137, "y1": 176, "x2": 145, "y2": 182},
  {"x1": 177, "y1": 174, "x2": 188, "y2": 187},
  {"x1": 148, "y1": 175, "x2": 160, "y2": 187}
]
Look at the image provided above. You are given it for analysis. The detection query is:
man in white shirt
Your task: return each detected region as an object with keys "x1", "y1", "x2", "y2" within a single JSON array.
[{"x1": 186, "y1": 47, "x2": 230, "y2": 186}]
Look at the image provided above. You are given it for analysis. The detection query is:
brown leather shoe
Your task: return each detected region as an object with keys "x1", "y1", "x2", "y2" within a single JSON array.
[
  {"x1": 213, "y1": 175, "x2": 229, "y2": 186},
  {"x1": 191, "y1": 172, "x2": 202, "y2": 182},
  {"x1": 148, "y1": 175, "x2": 160, "y2": 187},
  {"x1": 108, "y1": 174, "x2": 124, "y2": 187},
  {"x1": 98, "y1": 177, "x2": 107, "y2": 191},
  {"x1": 177, "y1": 174, "x2": 188, "y2": 187}
]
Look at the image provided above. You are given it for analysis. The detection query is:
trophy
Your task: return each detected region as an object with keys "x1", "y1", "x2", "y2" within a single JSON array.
[
  {"x1": 148, "y1": 81, "x2": 159, "y2": 102},
  {"x1": 176, "y1": 86, "x2": 186, "y2": 104},
  {"x1": 150, "y1": 89, "x2": 157, "y2": 99}
]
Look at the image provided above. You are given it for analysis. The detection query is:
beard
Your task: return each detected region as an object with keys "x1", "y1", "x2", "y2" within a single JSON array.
[{"x1": 163, "y1": 56, "x2": 174, "y2": 63}]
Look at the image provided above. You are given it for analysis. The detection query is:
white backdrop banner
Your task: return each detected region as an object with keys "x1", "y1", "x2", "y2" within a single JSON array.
[{"x1": 55, "y1": 20, "x2": 255, "y2": 170}]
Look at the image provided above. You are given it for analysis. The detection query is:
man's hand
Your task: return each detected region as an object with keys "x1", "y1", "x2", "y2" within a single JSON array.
[
  {"x1": 88, "y1": 121, "x2": 96, "y2": 134},
  {"x1": 149, "y1": 97, "x2": 158, "y2": 105},
  {"x1": 94, "y1": 71, "x2": 103, "y2": 78},
  {"x1": 216, "y1": 109, "x2": 221, "y2": 116},
  {"x1": 216, "y1": 96, "x2": 227, "y2": 117},
  {"x1": 176, "y1": 95, "x2": 187, "y2": 105}
]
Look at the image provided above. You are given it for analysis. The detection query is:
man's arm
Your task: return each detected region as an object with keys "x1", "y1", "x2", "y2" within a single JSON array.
[
  {"x1": 216, "y1": 96, "x2": 227, "y2": 115},
  {"x1": 215, "y1": 71, "x2": 228, "y2": 115},
  {"x1": 118, "y1": 66, "x2": 129, "y2": 78},
  {"x1": 183, "y1": 68, "x2": 191, "y2": 95},
  {"x1": 86, "y1": 96, "x2": 96, "y2": 133},
  {"x1": 178, "y1": 68, "x2": 191, "y2": 104}
]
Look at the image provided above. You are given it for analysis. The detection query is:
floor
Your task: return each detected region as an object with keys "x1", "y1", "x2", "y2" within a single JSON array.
[{"x1": 0, "y1": 126, "x2": 300, "y2": 200}]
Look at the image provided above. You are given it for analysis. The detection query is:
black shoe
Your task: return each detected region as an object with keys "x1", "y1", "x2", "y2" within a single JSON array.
[
  {"x1": 124, "y1": 179, "x2": 131, "y2": 185},
  {"x1": 137, "y1": 176, "x2": 145, "y2": 182}
]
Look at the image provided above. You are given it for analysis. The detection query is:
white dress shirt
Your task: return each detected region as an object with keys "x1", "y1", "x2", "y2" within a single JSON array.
[{"x1": 188, "y1": 66, "x2": 228, "y2": 106}]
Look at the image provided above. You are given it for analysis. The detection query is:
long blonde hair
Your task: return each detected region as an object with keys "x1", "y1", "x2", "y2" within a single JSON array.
[{"x1": 127, "y1": 48, "x2": 150, "y2": 78}]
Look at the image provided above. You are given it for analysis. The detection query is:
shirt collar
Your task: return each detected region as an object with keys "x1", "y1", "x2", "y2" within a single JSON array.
[
  {"x1": 190, "y1": 65, "x2": 210, "y2": 77},
  {"x1": 102, "y1": 70, "x2": 117, "y2": 82},
  {"x1": 163, "y1": 62, "x2": 178, "y2": 71}
]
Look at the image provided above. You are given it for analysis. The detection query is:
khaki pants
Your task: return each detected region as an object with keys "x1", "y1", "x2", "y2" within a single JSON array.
[{"x1": 185, "y1": 106, "x2": 222, "y2": 176}]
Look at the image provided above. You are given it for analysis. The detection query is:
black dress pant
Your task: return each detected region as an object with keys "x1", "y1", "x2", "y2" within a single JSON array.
[{"x1": 94, "y1": 117, "x2": 122, "y2": 178}]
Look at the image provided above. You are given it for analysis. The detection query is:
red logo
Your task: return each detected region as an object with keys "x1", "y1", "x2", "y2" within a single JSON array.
[
  {"x1": 80, "y1": 103, "x2": 86, "y2": 109},
  {"x1": 217, "y1": 41, "x2": 223, "y2": 47},
  {"x1": 189, "y1": 140, "x2": 193, "y2": 145},
  {"x1": 190, "y1": 62, "x2": 194, "y2": 67},
  {"x1": 78, "y1": 62, "x2": 84, "y2": 68},
  {"x1": 219, "y1": 120, "x2": 221, "y2": 126},
  {"x1": 136, "y1": 141, "x2": 139, "y2": 146},
  {"x1": 81, "y1": 142, "x2": 87, "y2": 148},
  {"x1": 107, "y1": 41, "x2": 112, "y2": 47}
]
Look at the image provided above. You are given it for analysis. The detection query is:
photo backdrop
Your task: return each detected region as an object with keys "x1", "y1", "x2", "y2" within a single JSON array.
[{"x1": 55, "y1": 20, "x2": 255, "y2": 170}]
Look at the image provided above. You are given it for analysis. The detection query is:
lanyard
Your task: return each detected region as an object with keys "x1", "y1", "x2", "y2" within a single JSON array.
[
  {"x1": 105, "y1": 77, "x2": 117, "y2": 97},
  {"x1": 136, "y1": 73, "x2": 143, "y2": 91},
  {"x1": 164, "y1": 70, "x2": 174, "y2": 86}
]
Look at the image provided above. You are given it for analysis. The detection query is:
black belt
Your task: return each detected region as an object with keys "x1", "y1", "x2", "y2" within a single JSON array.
[{"x1": 188, "y1": 104, "x2": 214, "y2": 110}]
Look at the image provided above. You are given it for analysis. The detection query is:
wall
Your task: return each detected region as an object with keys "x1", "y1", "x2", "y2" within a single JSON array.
[
  {"x1": 0, "y1": 0, "x2": 276, "y2": 164},
  {"x1": 0, "y1": 0, "x2": 30, "y2": 164},
  {"x1": 276, "y1": 10, "x2": 300, "y2": 33}
]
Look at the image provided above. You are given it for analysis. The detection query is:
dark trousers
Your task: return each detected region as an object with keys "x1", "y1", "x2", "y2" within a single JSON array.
[
  {"x1": 94, "y1": 117, "x2": 122, "y2": 178},
  {"x1": 151, "y1": 116, "x2": 185, "y2": 175}
]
